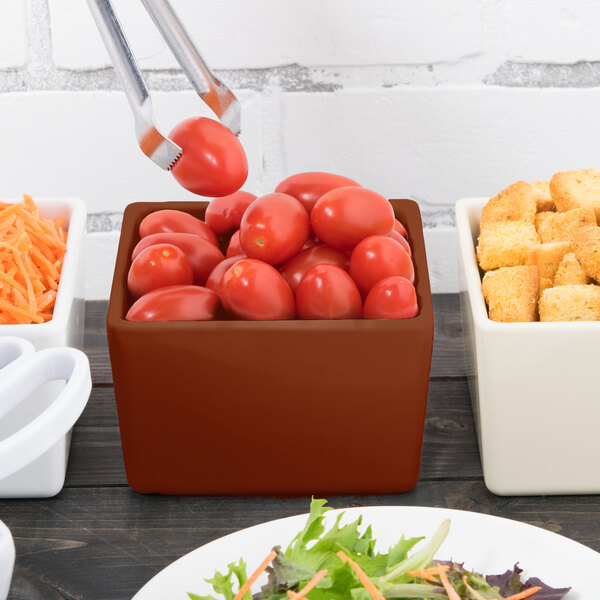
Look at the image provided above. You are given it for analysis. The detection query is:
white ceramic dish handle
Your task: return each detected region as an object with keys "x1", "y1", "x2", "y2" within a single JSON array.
[
  {"x1": 0, "y1": 347, "x2": 92, "y2": 481},
  {"x1": 0, "y1": 337, "x2": 34, "y2": 374},
  {"x1": 0, "y1": 520, "x2": 15, "y2": 600}
]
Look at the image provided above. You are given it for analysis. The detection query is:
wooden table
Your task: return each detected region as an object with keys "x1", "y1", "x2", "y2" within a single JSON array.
[{"x1": 1, "y1": 296, "x2": 599, "y2": 600}]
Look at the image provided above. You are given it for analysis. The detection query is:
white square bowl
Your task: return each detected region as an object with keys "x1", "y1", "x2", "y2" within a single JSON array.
[
  {"x1": 0, "y1": 197, "x2": 86, "y2": 497},
  {"x1": 456, "y1": 197, "x2": 600, "y2": 496}
]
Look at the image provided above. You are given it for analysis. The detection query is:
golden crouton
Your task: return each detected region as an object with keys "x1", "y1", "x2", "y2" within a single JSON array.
[
  {"x1": 477, "y1": 221, "x2": 540, "y2": 271},
  {"x1": 530, "y1": 180, "x2": 555, "y2": 212},
  {"x1": 480, "y1": 181, "x2": 537, "y2": 228},
  {"x1": 537, "y1": 207, "x2": 596, "y2": 244},
  {"x1": 550, "y1": 169, "x2": 600, "y2": 221},
  {"x1": 526, "y1": 241, "x2": 572, "y2": 282},
  {"x1": 574, "y1": 226, "x2": 600, "y2": 283},
  {"x1": 482, "y1": 266, "x2": 539, "y2": 322},
  {"x1": 539, "y1": 285, "x2": 600, "y2": 321},
  {"x1": 539, "y1": 277, "x2": 553, "y2": 293},
  {"x1": 554, "y1": 253, "x2": 591, "y2": 286},
  {"x1": 534, "y1": 210, "x2": 554, "y2": 234}
]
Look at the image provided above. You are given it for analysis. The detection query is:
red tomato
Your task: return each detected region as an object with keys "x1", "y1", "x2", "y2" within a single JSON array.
[
  {"x1": 240, "y1": 193, "x2": 310, "y2": 264},
  {"x1": 280, "y1": 244, "x2": 349, "y2": 294},
  {"x1": 275, "y1": 172, "x2": 361, "y2": 214},
  {"x1": 126, "y1": 285, "x2": 219, "y2": 321},
  {"x1": 296, "y1": 265, "x2": 362, "y2": 319},
  {"x1": 139, "y1": 209, "x2": 218, "y2": 246},
  {"x1": 388, "y1": 229, "x2": 411, "y2": 256},
  {"x1": 132, "y1": 232, "x2": 223, "y2": 286},
  {"x1": 127, "y1": 244, "x2": 193, "y2": 298},
  {"x1": 301, "y1": 232, "x2": 320, "y2": 250},
  {"x1": 349, "y1": 235, "x2": 414, "y2": 296},
  {"x1": 311, "y1": 187, "x2": 394, "y2": 251},
  {"x1": 204, "y1": 191, "x2": 257, "y2": 234},
  {"x1": 169, "y1": 117, "x2": 247, "y2": 197},
  {"x1": 363, "y1": 276, "x2": 418, "y2": 319},
  {"x1": 221, "y1": 259, "x2": 295, "y2": 320},
  {"x1": 394, "y1": 219, "x2": 408, "y2": 238},
  {"x1": 226, "y1": 230, "x2": 243, "y2": 257},
  {"x1": 205, "y1": 254, "x2": 246, "y2": 296}
]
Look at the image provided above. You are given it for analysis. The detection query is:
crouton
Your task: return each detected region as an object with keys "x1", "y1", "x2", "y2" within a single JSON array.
[
  {"x1": 526, "y1": 241, "x2": 572, "y2": 282},
  {"x1": 536, "y1": 207, "x2": 596, "y2": 244},
  {"x1": 539, "y1": 277, "x2": 553, "y2": 293},
  {"x1": 477, "y1": 221, "x2": 540, "y2": 271},
  {"x1": 530, "y1": 180, "x2": 555, "y2": 212},
  {"x1": 554, "y1": 253, "x2": 591, "y2": 286},
  {"x1": 534, "y1": 210, "x2": 554, "y2": 234},
  {"x1": 480, "y1": 181, "x2": 537, "y2": 228},
  {"x1": 550, "y1": 168, "x2": 600, "y2": 221},
  {"x1": 481, "y1": 266, "x2": 539, "y2": 322},
  {"x1": 574, "y1": 226, "x2": 600, "y2": 283},
  {"x1": 539, "y1": 284, "x2": 600, "y2": 321}
]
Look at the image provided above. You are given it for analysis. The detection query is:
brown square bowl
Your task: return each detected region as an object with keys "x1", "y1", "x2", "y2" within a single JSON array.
[{"x1": 107, "y1": 199, "x2": 434, "y2": 495}]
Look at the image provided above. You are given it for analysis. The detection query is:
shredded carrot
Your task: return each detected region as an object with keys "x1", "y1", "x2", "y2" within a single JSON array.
[
  {"x1": 232, "y1": 550, "x2": 277, "y2": 600},
  {"x1": 408, "y1": 564, "x2": 450, "y2": 582},
  {"x1": 337, "y1": 551, "x2": 385, "y2": 600},
  {"x1": 0, "y1": 195, "x2": 66, "y2": 324},
  {"x1": 438, "y1": 569, "x2": 461, "y2": 600},
  {"x1": 504, "y1": 587, "x2": 542, "y2": 600},
  {"x1": 286, "y1": 569, "x2": 328, "y2": 599}
]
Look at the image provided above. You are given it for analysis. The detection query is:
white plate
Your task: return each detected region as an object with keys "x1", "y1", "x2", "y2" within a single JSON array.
[{"x1": 133, "y1": 505, "x2": 598, "y2": 599}]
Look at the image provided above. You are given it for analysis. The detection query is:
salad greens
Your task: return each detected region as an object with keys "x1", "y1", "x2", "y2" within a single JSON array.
[{"x1": 189, "y1": 499, "x2": 570, "y2": 600}]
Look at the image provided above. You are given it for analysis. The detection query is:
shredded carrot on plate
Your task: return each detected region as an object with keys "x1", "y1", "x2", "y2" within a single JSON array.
[
  {"x1": 438, "y1": 569, "x2": 462, "y2": 600},
  {"x1": 408, "y1": 564, "x2": 450, "y2": 582},
  {"x1": 504, "y1": 587, "x2": 542, "y2": 600},
  {"x1": 232, "y1": 550, "x2": 277, "y2": 600},
  {"x1": 0, "y1": 194, "x2": 66, "y2": 324},
  {"x1": 337, "y1": 551, "x2": 385, "y2": 600},
  {"x1": 286, "y1": 569, "x2": 328, "y2": 599}
]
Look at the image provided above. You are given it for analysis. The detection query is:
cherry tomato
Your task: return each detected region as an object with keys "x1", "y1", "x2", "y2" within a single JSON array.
[
  {"x1": 205, "y1": 254, "x2": 246, "y2": 297},
  {"x1": 311, "y1": 187, "x2": 394, "y2": 251},
  {"x1": 221, "y1": 259, "x2": 295, "y2": 320},
  {"x1": 127, "y1": 244, "x2": 193, "y2": 298},
  {"x1": 132, "y1": 232, "x2": 224, "y2": 286},
  {"x1": 226, "y1": 230, "x2": 243, "y2": 257},
  {"x1": 394, "y1": 218, "x2": 408, "y2": 238},
  {"x1": 240, "y1": 193, "x2": 310, "y2": 264},
  {"x1": 349, "y1": 235, "x2": 414, "y2": 296},
  {"x1": 280, "y1": 244, "x2": 349, "y2": 294},
  {"x1": 388, "y1": 229, "x2": 411, "y2": 256},
  {"x1": 204, "y1": 191, "x2": 257, "y2": 234},
  {"x1": 169, "y1": 117, "x2": 248, "y2": 197},
  {"x1": 139, "y1": 209, "x2": 218, "y2": 246},
  {"x1": 301, "y1": 232, "x2": 320, "y2": 250},
  {"x1": 296, "y1": 265, "x2": 362, "y2": 319},
  {"x1": 126, "y1": 285, "x2": 219, "y2": 321},
  {"x1": 363, "y1": 276, "x2": 418, "y2": 319},
  {"x1": 275, "y1": 172, "x2": 361, "y2": 214}
]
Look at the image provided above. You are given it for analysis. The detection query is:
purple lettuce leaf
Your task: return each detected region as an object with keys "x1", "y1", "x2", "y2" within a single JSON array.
[{"x1": 486, "y1": 564, "x2": 571, "y2": 600}]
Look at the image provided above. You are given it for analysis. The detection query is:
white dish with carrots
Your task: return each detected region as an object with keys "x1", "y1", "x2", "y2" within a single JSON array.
[{"x1": 0, "y1": 196, "x2": 87, "y2": 498}]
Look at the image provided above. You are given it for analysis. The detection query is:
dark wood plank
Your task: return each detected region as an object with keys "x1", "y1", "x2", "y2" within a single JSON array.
[
  {"x1": 85, "y1": 296, "x2": 467, "y2": 385},
  {"x1": 2, "y1": 484, "x2": 598, "y2": 600},
  {"x1": 431, "y1": 294, "x2": 465, "y2": 378},
  {"x1": 84, "y1": 300, "x2": 112, "y2": 385},
  {"x1": 64, "y1": 378, "x2": 481, "y2": 488}
]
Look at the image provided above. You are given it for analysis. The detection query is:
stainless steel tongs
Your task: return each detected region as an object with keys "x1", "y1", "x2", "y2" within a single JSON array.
[{"x1": 87, "y1": 0, "x2": 241, "y2": 170}]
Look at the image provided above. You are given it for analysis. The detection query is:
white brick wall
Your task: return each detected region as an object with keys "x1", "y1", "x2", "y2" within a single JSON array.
[
  {"x1": 49, "y1": 0, "x2": 482, "y2": 70},
  {"x1": 0, "y1": 1, "x2": 27, "y2": 68},
  {"x1": 4, "y1": 0, "x2": 600, "y2": 298}
]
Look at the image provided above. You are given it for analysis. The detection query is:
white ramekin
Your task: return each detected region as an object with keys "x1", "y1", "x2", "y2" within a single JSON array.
[
  {"x1": 0, "y1": 197, "x2": 87, "y2": 497},
  {"x1": 456, "y1": 197, "x2": 600, "y2": 495}
]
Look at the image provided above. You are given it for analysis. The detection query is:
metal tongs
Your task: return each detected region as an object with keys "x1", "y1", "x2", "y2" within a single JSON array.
[{"x1": 86, "y1": 0, "x2": 241, "y2": 170}]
